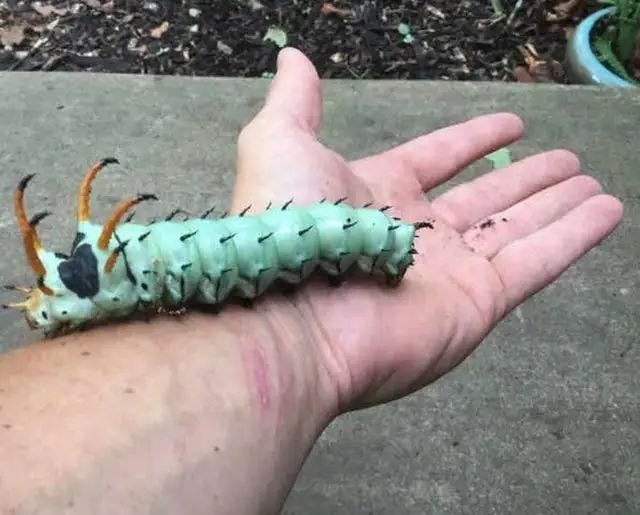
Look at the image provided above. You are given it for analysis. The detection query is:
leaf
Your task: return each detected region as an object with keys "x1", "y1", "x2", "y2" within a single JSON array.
[
  {"x1": 484, "y1": 147, "x2": 512, "y2": 169},
  {"x1": 150, "y1": 21, "x2": 169, "y2": 38},
  {"x1": 593, "y1": 34, "x2": 637, "y2": 82},
  {"x1": 0, "y1": 24, "x2": 26, "y2": 46},
  {"x1": 263, "y1": 26, "x2": 287, "y2": 48},
  {"x1": 397, "y1": 23, "x2": 411, "y2": 36},
  {"x1": 490, "y1": 0, "x2": 504, "y2": 15},
  {"x1": 31, "y1": 2, "x2": 68, "y2": 16}
]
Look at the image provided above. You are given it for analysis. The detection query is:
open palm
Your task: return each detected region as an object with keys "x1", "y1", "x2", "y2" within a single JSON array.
[{"x1": 229, "y1": 48, "x2": 623, "y2": 411}]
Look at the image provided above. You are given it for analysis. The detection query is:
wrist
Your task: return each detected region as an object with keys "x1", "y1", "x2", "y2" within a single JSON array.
[{"x1": 0, "y1": 301, "x2": 338, "y2": 513}]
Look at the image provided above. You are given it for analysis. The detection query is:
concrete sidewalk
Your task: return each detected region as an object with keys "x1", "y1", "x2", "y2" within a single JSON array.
[{"x1": 0, "y1": 73, "x2": 638, "y2": 514}]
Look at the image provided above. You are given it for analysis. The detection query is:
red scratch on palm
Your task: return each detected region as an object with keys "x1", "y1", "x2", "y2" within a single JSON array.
[{"x1": 242, "y1": 343, "x2": 271, "y2": 416}]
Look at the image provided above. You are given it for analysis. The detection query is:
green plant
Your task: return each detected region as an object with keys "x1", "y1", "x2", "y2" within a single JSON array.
[{"x1": 593, "y1": 0, "x2": 640, "y2": 82}]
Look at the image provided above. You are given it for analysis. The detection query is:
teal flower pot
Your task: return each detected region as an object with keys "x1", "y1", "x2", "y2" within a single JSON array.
[{"x1": 565, "y1": 7, "x2": 635, "y2": 87}]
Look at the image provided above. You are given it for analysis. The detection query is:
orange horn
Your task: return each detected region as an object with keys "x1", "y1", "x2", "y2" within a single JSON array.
[
  {"x1": 13, "y1": 175, "x2": 46, "y2": 278},
  {"x1": 76, "y1": 157, "x2": 119, "y2": 222},
  {"x1": 98, "y1": 193, "x2": 158, "y2": 250}
]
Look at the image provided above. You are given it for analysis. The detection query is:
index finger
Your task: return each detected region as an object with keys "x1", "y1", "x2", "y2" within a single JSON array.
[{"x1": 352, "y1": 113, "x2": 525, "y2": 192}]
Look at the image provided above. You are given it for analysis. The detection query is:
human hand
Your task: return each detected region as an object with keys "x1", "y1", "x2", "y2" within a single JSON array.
[{"x1": 230, "y1": 48, "x2": 623, "y2": 412}]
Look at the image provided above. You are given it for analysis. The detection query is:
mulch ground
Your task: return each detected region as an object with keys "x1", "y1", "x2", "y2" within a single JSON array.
[{"x1": 0, "y1": 0, "x2": 591, "y2": 82}]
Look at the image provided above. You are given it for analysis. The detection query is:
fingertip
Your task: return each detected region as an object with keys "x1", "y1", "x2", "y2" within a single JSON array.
[
  {"x1": 502, "y1": 112, "x2": 525, "y2": 132},
  {"x1": 276, "y1": 46, "x2": 312, "y2": 70},
  {"x1": 592, "y1": 193, "x2": 624, "y2": 224},
  {"x1": 264, "y1": 47, "x2": 322, "y2": 133}
]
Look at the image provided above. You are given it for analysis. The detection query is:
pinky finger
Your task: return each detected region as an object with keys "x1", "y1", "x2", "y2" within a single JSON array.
[{"x1": 491, "y1": 194, "x2": 623, "y2": 312}]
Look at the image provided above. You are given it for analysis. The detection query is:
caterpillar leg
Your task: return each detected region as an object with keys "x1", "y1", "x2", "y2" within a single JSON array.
[{"x1": 385, "y1": 268, "x2": 408, "y2": 287}]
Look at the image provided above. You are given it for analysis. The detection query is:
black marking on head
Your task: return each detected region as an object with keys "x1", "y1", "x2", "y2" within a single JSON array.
[
  {"x1": 101, "y1": 157, "x2": 119, "y2": 166},
  {"x1": 343, "y1": 220, "x2": 358, "y2": 230},
  {"x1": 179, "y1": 275, "x2": 185, "y2": 301},
  {"x1": 148, "y1": 217, "x2": 157, "y2": 225},
  {"x1": 319, "y1": 197, "x2": 326, "y2": 203},
  {"x1": 112, "y1": 296, "x2": 120, "y2": 302},
  {"x1": 363, "y1": 201, "x2": 373, "y2": 208},
  {"x1": 201, "y1": 206, "x2": 216, "y2": 219},
  {"x1": 54, "y1": 252, "x2": 70, "y2": 259},
  {"x1": 298, "y1": 225, "x2": 313, "y2": 236},
  {"x1": 334, "y1": 197, "x2": 347, "y2": 205},
  {"x1": 181, "y1": 263, "x2": 192, "y2": 271},
  {"x1": 380, "y1": 205, "x2": 392, "y2": 212},
  {"x1": 125, "y1": 211, "x2": 136, "y2": 223},
  {"x1": 57, "y1": 243, "x2": 99, "y2": 298},
  {"x1": 180, "y1": 231, "x2": 198, "y2": 242},
  {"x1": 239, "y1": 205, "x2": 251, "y2": 217},
  {"x1": 142, "y1": 269, "x2": 151, "y2": 275},
  {"x1": 221, "y1": 268, "x2": 233, "y2": 275},
  {"x1": 220, "y1": 211, "x2": 228, "y2": 218},
  {"x1": 141, "y1": 282, "x2": 148, "y2": 291},
  {"x1": 265, "y1": 201, "x2": 272, "y2": 210},
  {"x1": 29, "y1": 210, "x2": 51, "y2": 227},
  {"x1": 70, "y1": 231, "x2": 85, "y2": 253},
  {"x1": 138, "y1": 231, "x2": 151, "y2": 242},
  {"x1": 220, "y1": 233, "x2": 236, "y2": 244},
  {"x1": 41, "y1": 310, "x2": 48, "y2": 320},
  {"x1": 114, "y1": 233, "x2": 136, "y2": 285},
  {"x1": 282, "y1": 199, "x2": 293, "y2": 210},
  {"x1": 414, "y1": 221, "x2": 434, "y2": 230},
  {"x1": 388, "y1": 225, "x2": 400, "y2": 231},
  {"x1": 409, "y1": 249, "x2": 418, "y2": 254},
  {"x1": 258, "y1": 232, "x2": 273, "y2": 244}
]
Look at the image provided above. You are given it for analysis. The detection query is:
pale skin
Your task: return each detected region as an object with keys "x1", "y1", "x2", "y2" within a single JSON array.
[{"x1": 0, "y1": 48, "x2": 623, "y2": 514}]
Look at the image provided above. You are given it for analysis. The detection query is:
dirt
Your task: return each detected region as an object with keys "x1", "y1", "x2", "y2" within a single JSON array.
[{"x1": 0, "y1": 0, "x2": 588, "y2": 82}]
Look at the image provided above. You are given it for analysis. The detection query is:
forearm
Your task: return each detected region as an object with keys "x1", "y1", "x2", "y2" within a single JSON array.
[{"x1": 0, "y1": 305, "x2": 336, "y2": 514}]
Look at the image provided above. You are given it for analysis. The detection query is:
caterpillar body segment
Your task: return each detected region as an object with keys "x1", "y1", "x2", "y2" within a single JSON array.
[{"x1": 5, "y1": 159, "x2": 429, "y2": 335}]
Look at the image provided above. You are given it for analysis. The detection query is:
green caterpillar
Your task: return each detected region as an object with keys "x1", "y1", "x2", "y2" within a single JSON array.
[{"x1": 4, "y1": 158, "x2": 431, "y2": 336}]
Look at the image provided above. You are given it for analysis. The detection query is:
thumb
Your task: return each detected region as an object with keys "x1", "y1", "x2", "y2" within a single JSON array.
[{"x1": 262, "y1": 47, "x2": 323, "y2": 134}]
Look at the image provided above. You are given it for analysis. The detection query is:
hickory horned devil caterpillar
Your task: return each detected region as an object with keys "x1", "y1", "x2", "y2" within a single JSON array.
[{"x1": 3, "y1": 158, "x2": 433, "y2": 336}]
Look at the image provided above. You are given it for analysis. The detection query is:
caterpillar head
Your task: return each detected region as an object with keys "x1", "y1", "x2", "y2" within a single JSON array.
[{"x1": 5, "y1": 159, "x2": 146, "y2": 335}]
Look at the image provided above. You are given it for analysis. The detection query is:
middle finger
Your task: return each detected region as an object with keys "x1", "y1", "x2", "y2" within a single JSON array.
[
  {"x1": 431, "y1": 149, "x2": 581, "y2": 232},
  {"x1": 461, "y1": 174, "x2": 603, "y2": 258}
]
